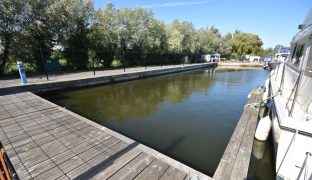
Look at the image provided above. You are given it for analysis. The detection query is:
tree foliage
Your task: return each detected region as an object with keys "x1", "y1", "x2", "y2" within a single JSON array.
[
  {"x1": 1, "y1": 1, "x2": 270, "y2": 75},
  {"x1": 228, "y1": 31, "x2": 263, "y2": 59},
  {"x1": 63, "y1": 0, "x2": 93, "y2": 69}
]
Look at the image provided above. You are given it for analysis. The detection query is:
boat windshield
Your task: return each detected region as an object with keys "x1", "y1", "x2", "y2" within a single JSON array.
[{"x1": 277, "y1": 47, "x2": 291, "y2": 54}]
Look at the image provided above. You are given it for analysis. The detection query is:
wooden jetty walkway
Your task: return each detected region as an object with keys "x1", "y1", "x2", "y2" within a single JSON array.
[{"x1": 0, "y1": 63, "x2": 263, "y2": 180}]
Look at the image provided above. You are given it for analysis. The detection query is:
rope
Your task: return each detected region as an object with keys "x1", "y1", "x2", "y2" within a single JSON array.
[{"x1": 245, "y1": 90, "x2": 281, "y2": 108}]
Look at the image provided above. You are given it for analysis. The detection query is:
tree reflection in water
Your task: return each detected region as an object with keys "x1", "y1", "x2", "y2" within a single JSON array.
[{"x1": 48, "y1": 69, "x2": 216, "y2": 123}]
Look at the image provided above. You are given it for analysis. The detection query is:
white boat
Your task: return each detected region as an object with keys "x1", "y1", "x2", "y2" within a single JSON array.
[
  {"x1": 267, "y1": 8, "x2": 312, "y2": 179},
  {"x1": 275, "y1": 47, "x2": 291, "y2": 62},
  {"x1": 268, "y1": 47, "x2": 291, "y2": 69}
]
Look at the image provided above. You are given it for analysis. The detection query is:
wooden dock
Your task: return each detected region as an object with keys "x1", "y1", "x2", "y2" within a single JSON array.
[
  {"x1": 213, "y1": 89, "x2": 264, "y2": 180},
  {"x1": 0, "y1": 88, "x2": 210, "y2": 180}
]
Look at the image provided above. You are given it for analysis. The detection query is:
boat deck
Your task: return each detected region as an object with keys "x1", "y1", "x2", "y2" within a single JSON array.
[{"x1": 0, "y1": 88, "x2": 209, "y2": 180}]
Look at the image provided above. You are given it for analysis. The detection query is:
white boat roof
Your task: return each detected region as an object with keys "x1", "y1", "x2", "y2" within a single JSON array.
[
  {"x1": 303, "y1": 8, "x2": 312, "y2": 28},
  {"x1": 293, "y1": 8, "x2": 312, "y2": 43}
]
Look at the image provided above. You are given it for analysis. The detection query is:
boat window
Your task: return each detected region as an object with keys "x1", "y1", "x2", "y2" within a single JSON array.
[
  {"x1": 304, "y1": 44, "x2": 312, "y2": 77},
  {"x1": 291, "y1": 44, "x2": 297, "y2": 60},
  {"x1": 292, "y1": 44, "x2": 305, "y2": 66}
]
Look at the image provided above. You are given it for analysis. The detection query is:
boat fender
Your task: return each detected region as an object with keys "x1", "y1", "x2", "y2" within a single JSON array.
[{"x1": 255, "y1": 116, "x2": 272, "y2": 141}]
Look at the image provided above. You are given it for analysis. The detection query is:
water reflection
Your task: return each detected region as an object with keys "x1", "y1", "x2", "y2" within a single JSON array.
[
  {"x1": 48, "y1": 70, "x2": 215, "y2": 122},
  {"x1": 248, "y1": 135, "x2": 276, "y2": 180}
]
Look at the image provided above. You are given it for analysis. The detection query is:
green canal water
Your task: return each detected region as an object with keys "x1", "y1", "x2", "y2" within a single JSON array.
[{"x1": 45, "y1": 68, "x2": 275, "y2": 177}]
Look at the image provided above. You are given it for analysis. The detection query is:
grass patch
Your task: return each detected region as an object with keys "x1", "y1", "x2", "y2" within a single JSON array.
[{"x1": 111, "y1": 59, "x2": 122, "y2": 67}]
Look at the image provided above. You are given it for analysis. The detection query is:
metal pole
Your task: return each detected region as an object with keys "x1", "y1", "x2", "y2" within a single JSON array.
[
  {"x1": 160, "y1": 51, "x2": 163, "y2": 68},
  {"x1": 93, "y1": 58, "x2": 95, "y2": 76},
  {"x1": 123, "y1": 50, "x2": 126, "y2": 72},
  {"x1": 40, "y1": 47, "x2": 48, "y2": 81},
  {"x1": 173, "y1": 52, "x2": 175, "y2": 66},
  {"x1": 145, "y1": 50, "x2": 147, "y2": 70},
  {"x1": 275, "y1": 62, "x2": 281, "y2": 81},
  {"x1": 290, "y1": 71, "x2": 303, "y2": 116},
  {"x1": 279, "y1": 62, "x2": 286, "y2": 93}
]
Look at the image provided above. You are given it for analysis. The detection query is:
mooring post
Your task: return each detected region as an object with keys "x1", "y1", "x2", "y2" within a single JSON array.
[
  {"x1": 123, "y1": 50, "x2": 126, "y2": 72},
  {"x1": 145, "y1": 50, "x2": 147, "y2": 70},
  {"x1": 173, "y1": 52, "x2": 175, "y2": 66},
  {"x1": 160, "y1": 51, "x2": 163, "y2": 68},
  {"x1": 93, "y1": 58, "x2": 95, "y2": 76},
  {"x1": 40, "y1": 47, "x2": 49, "y2": 81}
]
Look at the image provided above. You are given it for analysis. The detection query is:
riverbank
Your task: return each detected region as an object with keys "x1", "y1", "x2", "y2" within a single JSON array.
[
  {"x1": 0, "y1": 63, "x2": 217, "y2": 94},
  {"x1": 218, "y1": 62, "x2": 263, "y2": 69}
]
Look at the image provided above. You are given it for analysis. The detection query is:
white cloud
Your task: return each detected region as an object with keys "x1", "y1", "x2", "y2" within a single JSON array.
[{"x1": 142, "y1": 1, "x2": 215, "y2": 9}]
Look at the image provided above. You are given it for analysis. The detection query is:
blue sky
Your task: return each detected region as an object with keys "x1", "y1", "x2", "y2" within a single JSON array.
[{"x1": 94, "y1": 0, "x2": 312, "y2": 49}]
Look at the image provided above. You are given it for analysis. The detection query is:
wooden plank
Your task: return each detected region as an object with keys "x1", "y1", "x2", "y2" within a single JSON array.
[
  {"x1": 78, "y1": 147, "x2": 102, "y2": 162},
  {"x1": 159, "y1": 166, "x2": 187, "y2": 180},
  {"x1": 58, "y1": 156, "x2": 85, "y2": 173},
  {"x1": 230, "y1": 93, "x2": 262, "y2": 179},
  {"x1": 86, "y1": 153, "x2": 110, "y2": 167},
  {"x1": 27, "y1": 159, "x2": 56, "y2": 177},
  {"x1": 66, "y1": 163, "x2": 91, "y2": 179},
  {"x1": 55, "y1": 174, "x2": 70, "y2": 180},
  {"x1": 40, "y1": 140, "x2": 69, "y2": 158},
  {"x1": 82, "y1": 147, "x2": 141, "y2": 180},
  {"x1": 51, "y1": 150, "x2": 76, "y2": 165},
  {"x1": 108, "y1": 152, "x2": 154, "y2": 180},
  {"x1": 33, "y1": 166, "x2": 63, "y2": 180},
  {"x1": 17, "y1": 147, "x2": 45, "y2": 162},
  {"x1": 96, "y1": 137, "x2": 120, "y2": 151},
  {"x1": 134, "y1": 158, "x2": 170, "y2": 180},
  {"x1": 14, "y1": 164, "x2": 33, "y2": 180},
  {"x1": 34, "y1": 135, "x2": 56, "y2": 146},
  {"x1": 14, "y1": 142, "x2": 38, "y2": 155},
  {"x1": 23, "y1": 153, "x2": 49, "y2": 169}
]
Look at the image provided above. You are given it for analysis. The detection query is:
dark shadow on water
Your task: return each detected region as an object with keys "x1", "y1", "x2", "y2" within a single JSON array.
[{"x1": 164, "y1": 136, "x2": 186, "y2": 153}]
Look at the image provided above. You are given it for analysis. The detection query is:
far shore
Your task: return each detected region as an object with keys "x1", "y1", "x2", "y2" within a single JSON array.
[{"x1": 217, "y1": 61, "x2": 264, "y2": 69}]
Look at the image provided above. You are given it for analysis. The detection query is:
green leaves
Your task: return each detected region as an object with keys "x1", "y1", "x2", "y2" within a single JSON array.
[
  {"x1": 228, "y1": 31, "x2": 263, "y2": 58},
  {"x1": 1, "y1": 1, "x2": 268, "y2": 74}
]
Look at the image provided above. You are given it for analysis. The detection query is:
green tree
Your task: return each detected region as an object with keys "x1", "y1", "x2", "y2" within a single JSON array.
[
  {"x1": 166, "y1": 20, "x2": 198, "y2": 53},
  {"x1": 228, "y1": 31, "x2": 263, "y2": 59},
  {"x1": 197, "y1": 26, "x2": 224, "y2": 54},
  {"x1": 166, "y1": 20, "x2": 184, "y2": 53},
  {"x1": 89, "y1": 3, "x2": 118, "y2": 67},
  {"x1": 260, "y1": 47, "x2": 275, "y2": 57},
  {"x1": 63, "y1": 0, "x2": 93, "y2": 70},
  {"x1": 0, "y1": 0, "x2": 26, "y2": 75}
]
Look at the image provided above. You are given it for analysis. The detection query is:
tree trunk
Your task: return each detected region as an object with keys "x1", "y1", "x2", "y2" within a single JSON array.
[{"x1": 0, "y1": 35, "x2": 12, "y2": 76}]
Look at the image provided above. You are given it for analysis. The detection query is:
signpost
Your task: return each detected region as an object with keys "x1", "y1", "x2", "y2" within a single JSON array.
[{"x1": 17, "y1": 61, "x2": 27, "y2": 84}]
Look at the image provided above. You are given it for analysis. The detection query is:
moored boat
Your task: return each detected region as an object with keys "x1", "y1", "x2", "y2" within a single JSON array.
[
  {"x1": 266, "y1": 8, "x2": 312, "y2": 179},
  {"x1": 267, "y1": 47, "x2": 291, "y2": 70}
]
